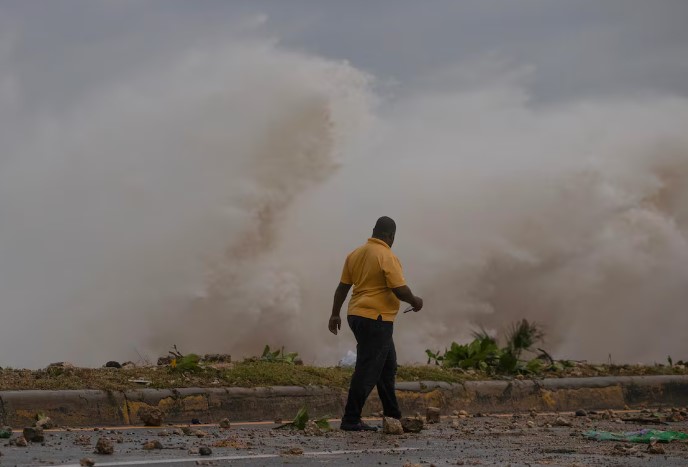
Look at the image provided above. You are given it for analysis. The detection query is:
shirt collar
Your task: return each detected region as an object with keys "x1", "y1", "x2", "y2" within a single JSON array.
[{"x1": 368, "y1": 237, "x2": 391, "y2": 249}]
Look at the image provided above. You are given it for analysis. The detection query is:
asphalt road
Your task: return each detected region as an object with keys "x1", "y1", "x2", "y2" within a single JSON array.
[{"x1": 2, "y1": 411, "x2": 688, "y2": 466}]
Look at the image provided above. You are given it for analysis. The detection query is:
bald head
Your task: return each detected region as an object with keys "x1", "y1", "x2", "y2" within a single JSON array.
[{"x1": 372, "y1": 216, "x2": 396, "y2": 247}]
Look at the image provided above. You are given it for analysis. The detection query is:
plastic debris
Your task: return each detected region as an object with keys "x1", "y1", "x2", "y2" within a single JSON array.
[{"x1": 583, "y1": 429, "x2": 688, "y2": 443}]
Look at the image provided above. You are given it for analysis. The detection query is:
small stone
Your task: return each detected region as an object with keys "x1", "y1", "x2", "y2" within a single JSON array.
[
  {"x1": 273, "y1": 417, "x2": 282, "y2": 424},
  {"x1": 191, "y1": 418, "x2": 202, "y2": 425},
  {"x1": 35, "y1": 417, "x2": 56, "y2": 430},
  {"x1": 143, "y1": 440, "x2": 163, "y2": 450},
  {"x1": 526, "y1": 420, "x2": 536, "y2": 428},
  {"x1": 281, "y1": 447, "x2": 303, "y2": 456},
  {"x1": 74, "y1": 434, "x2": 92, "y2": 446},
  {"x1": 15, "y1": 436, "x2": 28, "y2": 447},
  {"x1": 0, "y1": 426, "x2": 12, "y2": 439},
  {"x1": 23, "y1": 426, "x2": 45, "y2": 442},
  {"x1": 401, "y1": 416, "x2": 424, "y2": 433},
  {"x1": 554, "y1": 417, "x2": 572, "y2": 427},
  {"x1": 450, "y1": 419, "x2": 461, "y2": 429},
  {"x1": 458, "y1": 410, "x2": 469, "y2": 418},
  {"x1": 199, "y1": 446, "x2": 212, "y2": 456},
  {"x1": 452, "y1": 410, "x2": 459, "y2": 416},
  {"x1": 105, "y1": 361, "x2": 121, "y2": 369},
  {"x1": 218, "y1": 418, "x2": 231, "y2": 429},
  {"x1": 304, "y1": 420, "x2": 323, "y2": 436},
  {"x1": 575, "y1": 409, "x2": 587, "y2": 417},
  {"x1": 382, "y1": 417, "x2": 404, "y2": 435},
  {"x1": 181, "y1": 426, "x2": 193, "y2": 436},
  {"x1": 137, "y1": 407, "x2": 164, "y2": 427},
  {"x1": 95, "y1": 437, "x2": 114, "y2": 455},
  {"x1": 194, "y1": 430, "x2": 209, "y2": 438},
  {"x1": 157, "y1": 430, "x2": 169, "y2": 437},
  {"x1": 426, "y1": 407, "x2": 441, "y2": 424},
  {"x1": 648, "y1": 443, "x2": 665, "y2": 455},
  {"x1": 80, "y1": 458, "x2": 95, "y2": 467},
  {"x1": 171, "y1": 428, "x2": 184, "y2": 436}
]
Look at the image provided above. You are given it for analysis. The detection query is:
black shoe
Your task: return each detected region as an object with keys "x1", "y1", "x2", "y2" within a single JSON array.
[{"x1": 340, "y1": 421, "x2": 379, "y2": 432}]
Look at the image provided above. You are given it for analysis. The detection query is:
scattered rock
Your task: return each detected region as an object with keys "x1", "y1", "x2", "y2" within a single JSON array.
[
  {"x1": 79, "y1": 458, "x2": 95, "y2": 467},
  {"x1": 451, "y1": 419, "x2": 461, "y2": 429},
  {"x1": 181, "y1": 426, "x2": 194, "y2": 436},
  {"x1": 401, "y1": 416, "x2": 424, "y2": 433},
  {"x1": 554, "y1": 417, "x2": 572, "y2": 427},
  {"x1": 137, "y1": 407, "x2": 164, "y2": 427},
  {"x1": 143, "y1": 440, "x2": 163, "y2": 450},
  {"x1": 194, "y1": 430, "x2": 209, "y2": 438},
  {"x1": 23, "y1": 426, "x2": 45, "y2": 442},
  {"x1": 15, "y1": 436, "x2": 28, "y2": 447},
  {"x1": 304, "y1": 420, "x2": 323, "y2": 436},
  {"x1": 219, "y1": 418, "x2": 231, "y2": 429},
  {"x1": 0, "y1": 426, "x2": 12, "y2": 439},
  {"x1": 199, "y1": 446, "x2": 212, "y2": 456},
  {"x1": 171, "y1": 428, "x2": 184, "y2": 436},
  {"x1": 273, "y1": 417, "x2": 282, "y2": 424},
  {"x1": 526, "y1": 421, "x2": 536, "y2": 428},
  {"x1": 281, "y1": 447, "x2": 303, "y2": 456},
  {"x1": 121, "y1": 361, "x2": 136, "y2": 369},
  {"x1": 426, "y1": 407, "x2": 441, "y2": 424},
  {"x1": 35, "y1": 416, "x2": 55, "y2": 430},
  {"x1": 74, "y1": 434, "x2": 92, "y2": 446},
  {"x1": 95, "y1": 437, "x2": 114, "y2": 455},
  {"x1": 458, "y1": 410, "x2": 469, "y2": 418},
  {"x1": 157, "y1": 429, "x2": 169, "y2": 437},
  {"x1": 648, "y1": 441, "x2": 665, "y2": 455},
  {"x1": 105, "y1": 361, "x2": 121, "y2": 369},
  {"x1": 575, "y1": 409, "x2": 587, "y2": 417},
  {"x1": 382, "y1": 417, "x2": 404, "y2": 435},
  {"x1": 191, "y1": 418, "x2": 202, "y2": 425}
]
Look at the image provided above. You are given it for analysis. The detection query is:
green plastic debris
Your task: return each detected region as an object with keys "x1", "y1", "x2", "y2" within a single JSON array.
[
  {"x1": 0, "y1": 426, "x2": 12, "y2": 438},
  {"x1": 584, "y1": 429, "x2": 688, "y2": 443}
]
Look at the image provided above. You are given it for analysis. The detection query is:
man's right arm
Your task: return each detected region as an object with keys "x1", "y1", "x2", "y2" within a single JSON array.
[{"x1": 392, "y1": 285, "x2": 423, "y2": 311}]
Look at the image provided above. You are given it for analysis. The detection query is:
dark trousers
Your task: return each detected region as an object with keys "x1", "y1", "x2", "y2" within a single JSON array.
[{"x1": 342, "y1": 315, "x2": 401, "y2": 424}]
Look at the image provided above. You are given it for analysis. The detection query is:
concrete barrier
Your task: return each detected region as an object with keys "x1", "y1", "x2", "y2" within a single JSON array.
[{"x1": 1, "y1": 375, "x2": 687, "y2": 427}]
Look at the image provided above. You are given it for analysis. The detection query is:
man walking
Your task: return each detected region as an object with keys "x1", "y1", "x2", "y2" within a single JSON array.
[{"x1": 329, "y1": 216, "x2": 423, "y2": 431}]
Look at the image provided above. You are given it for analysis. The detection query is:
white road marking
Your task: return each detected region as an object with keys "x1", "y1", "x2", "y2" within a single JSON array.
[{"x1": 60, "y1": 447, "x2": 419, "y2": 466}]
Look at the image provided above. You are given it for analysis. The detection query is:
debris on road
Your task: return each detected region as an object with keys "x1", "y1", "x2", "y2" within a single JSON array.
[
  {"x1": 647, "y1": 439, "x2": 666, "y2": 455},
  {"x1": 304, "y1": 420, "x2": 323, "y2": 436},
  {"x1": 401, "y1": 416, "x2": 424, "y2": 433},
  {"x1": 0, "y1": 426, "x2": 12, "y2": 439},
  {"x1": 137, "y1": 406, "x2": 164, "y2": 426},
  {"x1": 554, "y1": 417, "x2": 572, "y2": 427},
  {"x1": 22, "y1": 426, "x2": 45, "y2": 442},
  {"x1": 143, "y1": 440, "x2": 163, "y2": 450},
  {"x1": 199, "y1": 446, "x2": 212, "y2": 456},
  {"x1": 194, "y1": 430, "x2": 209, "y2": 438},
  {"x1": 79, "y1": 458, "x2": 95, "y2": 466},
  {"x1": 575, "y1": 409, "x2": 587, "y2": 417},
  {"x1": 94, "y1": 437, "x2": 114, "y2": 455},
  {"x1": 73, "y1": 434, "x2": 92, "y2": 446},
  {"x1": 383, "y1": 417, "x2": 404, "y2": 435},
  {"x1": 281, "y1": 446, "x2": 304, "y2": 456},
  {"x1": 584, "y1": 428, "x2": 688, "y2": 443},
  {"x1": 219, "y1": 418, "x2": 231, "y2": 429},
  {"x1": 105, "y1": 361, "x2": 121, "y2": 369},
  {"x1": 14, "y1": 436, "x2": 28, "y2": 447},
  {"x1": 426, "y1": 407, "x2": 441, "y2": 424}
]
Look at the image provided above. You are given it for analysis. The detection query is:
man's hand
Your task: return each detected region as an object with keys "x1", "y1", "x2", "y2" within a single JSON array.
[
  {"x1": 328, "y1": 315, "x2": 342, "y2": 335},
  {"x1": 412, "y1": 296, "x2": 424, "y2": 312}
]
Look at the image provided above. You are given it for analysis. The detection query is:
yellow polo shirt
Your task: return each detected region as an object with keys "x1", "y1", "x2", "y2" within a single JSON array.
[{"x1": 340, "y1": 238, "x2": 406, "y2": 322}]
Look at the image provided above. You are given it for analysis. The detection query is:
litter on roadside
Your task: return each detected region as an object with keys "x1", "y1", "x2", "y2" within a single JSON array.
[{"x1": 583, "y1": 429, "x2": 688, "y2": 443}]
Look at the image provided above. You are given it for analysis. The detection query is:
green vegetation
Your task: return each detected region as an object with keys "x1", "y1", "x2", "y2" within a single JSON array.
[
  {"x1": 276, "y1": 407, "x2": 331, "y2": 431},
  {"x1": 427, "y1": 319, "x2": 568, "y2": 375}
]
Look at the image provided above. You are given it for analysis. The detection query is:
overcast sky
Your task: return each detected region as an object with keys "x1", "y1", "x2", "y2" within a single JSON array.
[{"x1": 2, "y1": 0, "x2": 688, "y2": 112}]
